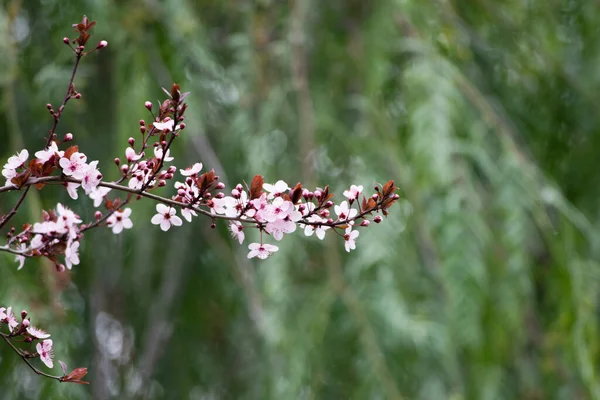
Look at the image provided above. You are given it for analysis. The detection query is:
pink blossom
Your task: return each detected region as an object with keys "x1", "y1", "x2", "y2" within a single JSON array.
[
  {"x1": 106, "y1": 208, "x2": 133, "y2": 234},
  {"x1": 151, "y1": 204, "x2": 182, "y2": 231},
  {"x1": 81, "y1": 160, "x2": 102, "y2": 194},
  {"x1": 125, "y1": 147, "x2": 142, "y2": 162},
  {"x1": 36, "y1": 339, "x2": 54, "y2": 368},
  {"x1": 3, "y1": 149, "x2": 29, "y2": 169},
  {"x1": 27, "y1": 326, "x2": 51, "y2": 339},
  {"x1": 154, "y1": 147, "x2": 174, "y2": 162},
  {"x1": 153, "y1": 118, "x2": 178, "y2": 131},
  {"x1": 265, "y1": 219, "x2": 296, "y2": 241},
  {"x1": 343, "y1": 227, "x2": 360, "y2": 252},
  {"x1": 180, "y1": 163, "x2": 203, "y2": 176},
  {"x1": 229, "y1": 221, "x2": 245, "y2": 244},
  {"x1": 303, "y1": 215, "x2": 329, "y2": 240},
  {"x1": 247, "y1": 243, "x2": 279, "y2": 259},
  {"x1": 181, "y1": 207, "x2": 197, "y2": 222},
  {"x1": 262, "y1": 197, "x2": 294, "y2": 223},
  {"x1": 343, "y1": 185, "x2": 363, "y2": 201},
  {"x1": 334, "y1": 201, "x2": 358, "y2": 221},
  {"x1": 88, "y1": 186, "x2": 111, "y2": 207},
  {"x1": 14, "y1": 243, "x2": 26, "y2": 270},
  {"x1": 66, "y1": 182, "x2": 80, "y2": 200},
  {"x1": 59, "y1": 151, "x2": 87, "y2": 179},
  {"x1": 263, "y1": 180, "x2": 289, "y2": 198},
  {"x1": 4, "y1": 307, "x2": 18, "y2": 333},
  {"x1": 0, "y1": 307, "x2": 6, "y2": 320},
  {"x1": 65, "y1": 241, "x2": 80, "y2": 270},
  {"x1": 35, "y1": 142, "x2": 63, "y2": 164}
]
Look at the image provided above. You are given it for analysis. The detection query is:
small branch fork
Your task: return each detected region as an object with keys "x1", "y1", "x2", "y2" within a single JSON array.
[{"x1": 0, "y1": 333, "x2": 63, "y2": 381}]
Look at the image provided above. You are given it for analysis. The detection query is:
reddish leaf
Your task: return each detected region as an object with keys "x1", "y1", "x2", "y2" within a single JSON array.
[
  {"x1": 250, "y1": 175, "x2": 264, "y2": 199},
  {"x1": 289, "y1": 182, "x2": 303, "y2": 204},
  {"x1": 63, "y1": 145, "x2": 79, "y2": 160},
  {"x1": 60, "y1": 367, "x2": 89, "y2": 385}
]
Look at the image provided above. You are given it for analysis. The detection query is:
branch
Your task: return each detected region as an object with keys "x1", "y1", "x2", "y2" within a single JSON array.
[
  {"x1": 0, "y1": 185, "x2": 30, "y2": 230},
  {"x1": 0, "y1": 332, "x2": 63, "y2": 382}
]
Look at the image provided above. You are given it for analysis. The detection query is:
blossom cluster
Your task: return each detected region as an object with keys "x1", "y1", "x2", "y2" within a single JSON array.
[{"x1": 0, "y1": 306, "x2": 54, "y2": 368}]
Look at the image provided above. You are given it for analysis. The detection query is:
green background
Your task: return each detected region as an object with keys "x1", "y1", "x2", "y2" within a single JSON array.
[{"x1": 1, "y1": 0, "x2": 600, "y2": 399}]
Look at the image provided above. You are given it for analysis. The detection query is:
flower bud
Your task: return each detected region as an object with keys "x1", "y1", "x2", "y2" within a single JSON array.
[
  {"x1": 210, "y1": 222, "x2": 216, "y2": 229},
  {"x1": 178, "y1": 189, "x2": 186, "y2": 197},
  {"x1": 158, "y1": 180, "x2": 166, "y2": 187},
  {"x1": 63, "y1": 37, "x2": 70, "y2": 44},
  {"x1": 139, "y1": 120, "x2": 146, "y2": 126},
  {"x1": 216, "y1": 182, "x2": 225, "y2": 190},
  {"x1": 121, "y1": 165, "x2": 129, "y2": 174},
  {"x1": 215, "y1": 193, "x2": 224, "y2": 199},
  {"x1": 360, "y1": 220, "x2": 370, "y2": 227},
  {"x1": 145, "y1": 101, "x2": 153, "y2": 111},
  {"x1": 46, "y1": 103, "x2": 52, "y2": 110},
  {"x1": 320, "y1": 210, "x2": 330, "y2": 218},
  {"x1": 128, "y1": 137, "x2": 135, "y2": 146},
  {"x1": 231, "y1": 189, "x2": 240, "y2": 198},
  {"x1": 74, "y1": 93, "x2": 82, "y2": 99},
  {"x1": 56, "y1": 264, "x2": 66, "y2": 273},
  {"x1": 372, "y1": 194, "x2": 378, "y2": 200},
  {"x1": 140, "y1": 126, "x2": 146, "y2": 134},
  {"x1": 95, "y1": 211, "x2": 102, "y2": 220},
  {"x1": 114, "y1": 158, "x2": 120, "y2": 166},
  {"x1": 374, "y1": 216, "x2": 382, "y2": 223},
  {"x1": 167, "y1": 166, "x2": 176, "y2": 174},
  {"x1": 325, "y1": 201, "x2": 334, "y2": 208},
  {"x1": 205, "y1": 193, "x2": 213, "y2": 199},
  {"x1": 96, "y1": 40, "x2": 108, "y2": 49},
  {"x1": 179, "y1": 122, "x2": 186, "y2": 130},
  {"x1": 22, "y1": 319, "x2": 30, "y2": 327},
  {"x1": 314, "y1": 190, "x2": 322, "y2": 198},
  {"x1": 63, "y1": 133, "x2": 73, "y2": 142},
  {"x1": 21, "y1": 310, "x2": 28, "y2": 319}
]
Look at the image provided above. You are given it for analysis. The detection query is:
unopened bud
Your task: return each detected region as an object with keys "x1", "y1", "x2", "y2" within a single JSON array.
[
  {"x1": 178, "y1": 189, "x2": 186, "y2": 197},
  {"x1": 140, "y1": 126, "x2": 146, "y2": 134},
  {"x1": 374, "y1": 216, "x2": 382, "y2": 223},
  {"x1": 56, "y1": 264, "x2": 66, "y2": 272},
  {"x1": 21, "y1": 310, "x2": 28, "y2": 319},
  {"x1": 167, "y1": 166, "x2": 176, "y2": 174},
  {"x1": 139, "y1": 120, "x2": 146, "y2": 126},
  {"x1": 205, "y1": 193, "x2": 212, "y2": 199},
  {"x1": 128, "y1": 137, "x2": 135, "y2": 146},
  {"x1": 97, "y1": 40, "x2": 108, "y2": 49},
  {"x1": 314, "y1": 190, "x2": 322, "y2": 198},
  {"x1": 63, "y1": 133, "x2": 73, "y2": 142},
  {"x1": 320, "y1": 210, "x2": 330, "y2": 218},
  {"x1": 46, "y1": 103, "x2": 52, "y2": 110},
  {"x1": 216, "y1": 182, "x2": 225, "y2": 189},
  {"x1": 144, "y1": 101, "x2": 152, "y2": 111},
  {"x1": 95, "y1": 211, "x2": 102, "y2": 220},
  {"x1": 158, "y1": 180, "x2": 166, "y2": 187},
  {"x1": 231, "y1": 189, "x2": 240, "y2": 198},
  {"x1": 74, "y1": 93, "x2": 82, "y2": 99},
  {"x1": 166, "y1": 173, "x2": 173, "y2": 180},
  {"x1": 215, "y1": 193, "x2": 224, "y2": 199},
  {"x1": 114, "y1": 158, "x2": 120, "y2": 166},
  {"x1": 210, "y1": 222, "x2": 216, "y2": 229},
  {"x1": 22, "y1": 319, "x2": 30, "y2": 327},
  {"x1": 63, "y1": 37, "x2": 70, "y2": 44},
  {"x1": 325, "y1": 201, "x2": 334, "y2": 208},
  {"x1": 179, "y1": 122, "x2": 186, "y2": 130},
  {"x1": 161, "y1": 140, "x2": 167, "y2": 148},
  {"x1": 121, "y1": 165, "x2": 129, "y2": 174},
  {"x1": 360, "y1": 220, "x2": 370, "y2": 227},
  {"x1": 372, "y1": 194, "x2": 378, "y2": 200}
]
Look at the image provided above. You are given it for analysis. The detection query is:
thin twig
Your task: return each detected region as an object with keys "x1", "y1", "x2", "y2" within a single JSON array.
[
  {"x1": 0, "y1": 185, "x2": 30, "y2": 230},
  {"x1": 0, "y1": 332, "x2": 63, "y2": 381}
]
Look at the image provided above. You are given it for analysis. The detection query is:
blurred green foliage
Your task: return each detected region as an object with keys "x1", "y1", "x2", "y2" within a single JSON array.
[{"x1": 1, "y1": 0, "x2": 600, "y2": 399}]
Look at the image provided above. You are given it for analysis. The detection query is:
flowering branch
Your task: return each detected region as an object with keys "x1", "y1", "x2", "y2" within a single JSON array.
[{"x1": 0, "y1": 15, "x2": 400, "y2": 382}]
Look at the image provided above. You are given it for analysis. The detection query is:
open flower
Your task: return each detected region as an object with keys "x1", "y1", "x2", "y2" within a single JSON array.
[
  {"x1": 304, "y1": 215, "x2": 329, "y2": 240},
  {"x1": 59, "y1": 151, "x2": 87, "y2": 179},
  {"x1": 263, "y1": 180, "x2": 289, "y2": 198},
  {"x1": 3, "y1": 149, "x2": 29, "y2": 169},
  {"x1": 3, "y1": 307, "x2": 18, "y2": 333},
  {"x1": 343, "y1": 185, "x2": 363, "y2": 201},
  {"x1": 343, "y1": 227, "x2": 360, "y2": 252},
  {"x1": 229, "y1": 221, "x2": 245, "y2": 244},
  {"x1": 88, "y1": 186, "x2": 111, "y2": 207},
  {"x1": 154, "y1": 147, "x2": 174, "y2": 162},
  {"x1": 180, "y1": 162, "x2": 203, "y2": 176},
  {"x1": 65, "y1": 241, "x2": 80, "y2": 270},
  {"x1": 81, "y1": 160, "x2": 102, "y2": 194},
  {"x1": 27, "y1": 326, "x2": 51, "y2": 339},
  {"x1": 247, "y1": 243, "x2": 279, "y2": 259},
  {"x1": 106, "y1": 208, "x2": 133, "y2": 234},
  {"x1": 334, "y1": 201, "x2": 358, "y2": 221},
  {"x1": 35, "y1": 142, "x2": 63, "y2": 164},
  {"x1": 125, "y1": 147, "x2": 142, "y2": 162},
  {"x1": 151, "y1": 204, "x2": 182, "y2": 231},
  {"x1": 36, "y1": 339, "x2": 54, "y2": 368}
]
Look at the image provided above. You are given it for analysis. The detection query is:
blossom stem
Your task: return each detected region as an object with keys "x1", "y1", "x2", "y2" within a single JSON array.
[
  {"x1": 0, "y1": 332, "x2": 63, "y2": 382},
  {"x1": 0, "y1": 185, "x2": 30, "y2": 230}
]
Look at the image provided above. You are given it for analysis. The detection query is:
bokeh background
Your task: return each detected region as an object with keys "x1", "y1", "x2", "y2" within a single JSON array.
[{"x1": 1, "y1": 1, "x2": 600, "y2": 399}]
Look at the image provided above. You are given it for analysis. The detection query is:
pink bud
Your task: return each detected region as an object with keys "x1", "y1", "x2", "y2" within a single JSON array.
[
  {"x1": 140, "y1": 126, "x2": 146, "y2": 134},
  {"x1": 97, "y1": 40, "x2": 108, "y2": 49},
  {"x1": 320, "y1": 210, "x2": 330, "y2": 218},
  {"x1": 22, "y1": 319, "x2": 30, "y2": 327},
  {"x1": 139, "y1": 120, "x2": 145, "y2": 126},
  {"x1": 236, "y1": 184, "x2": 243, "y2": 191},
  {"x1": 205, "y1": 193, "x2": 212, "y2": 199},
  {"x1": 46, "y1": 103, "x2": 52, "y2": 110},
  {"x1": 63, "y1": 133, "x2": 73, "y2": 142},
  {"x1": 216, "y1": 182, "x2": 225, "y2": 189},
  {"x1": 158, "y1": 180, "x2": 166, "y2": 187},
  {"x1": 74, "y1": 93, "x2": 82, "y2": 99},
  {"x1": 63, "y1": 37, "x2": 70, "y2": 44},
  {"x1": 179, "y1": 123, "x2": 186, "y2": 130},
  {"x1": 302, "y1": 189, "x2": 310, "y2": 198},
  {"x1": 231, "y1": 189, "x2": 240, "y2": 198},
  {"x1": 325, "y1": 201, "x2": 333, "y2": 208},
  {"x1": 372, "y1": 194, "x2": 378, "y2": 200},
  {"x1": 360, "y1": 220, "x2": 370, "y2": 227},
  {"x1": 145, "y1": 101, "x2": 153, "y2": 111},
  {"x1": 374, "y1": 216, "x2": 382, "y2": 223},
  {"x1": 114, "y1": 158, "x2": 120, "y2": 166},
  {"x1": 21, "y1": 310, "x2": 28, "y2": 319},
  {"x1": 210, "y1": 223, "x2": 216, "y2": 229},
  {"x1": 178, "y1": 189, "x2": 186, "y2": 197},
  {"x1": 56, "y1": 264, "x2": 66, "y2": 273},
  {"x1": 167, "y1": 166, "x2": 176, "y2": 174},
  {"x1": 314, "y1": 190, "x2": 322, "y2": 198},
  {"x1": 128, "y1": 137, "x2": 135, "y2": 146},
  {"x1": 121, "y1": 165, "x2": 129, "y2": 173},
  {"x1": 95, "y1": 211, "x2": 102, "y2": 220},
  {"x1": 215, "y1": 193, "x2": 224, "y2": 199}
]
